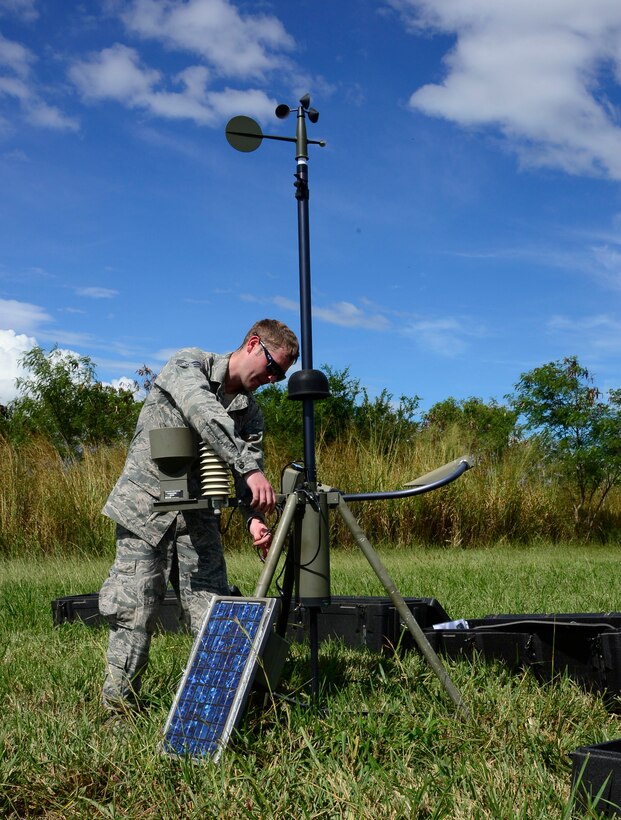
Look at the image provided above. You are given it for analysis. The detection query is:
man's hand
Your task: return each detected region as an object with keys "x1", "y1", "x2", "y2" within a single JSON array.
[
  {"x1": 244, "y1": 469, "x2": 276, "y2": 514},
  {"x1": 249, "y1": 517, "x2": 273, "y2": 560}
]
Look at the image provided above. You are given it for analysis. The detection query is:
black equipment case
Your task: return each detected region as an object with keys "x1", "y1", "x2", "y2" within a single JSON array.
[
  {"x1": 571, "y1": 739, "x2": 621, "y2": 816},
  {"x1": 425, "y1": 612, "x2": 621, "y2": 696},
  {"x1": 286, "y1": 595, "x2": 451, "y2": 653},
  {"x1": 52, "y1": 589, "x2": 183, "y2": 633},
  {"x1": 52, "y1": 591, "x2": 450, "y2": 650}
]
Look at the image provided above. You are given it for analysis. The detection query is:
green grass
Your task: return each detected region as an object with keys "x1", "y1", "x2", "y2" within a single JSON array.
[{"x1": 2, "y1": 545, "x2": 621, "y2": 818}]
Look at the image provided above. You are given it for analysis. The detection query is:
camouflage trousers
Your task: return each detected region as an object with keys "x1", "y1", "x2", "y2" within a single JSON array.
[{"x1": 99, "y1": 514, "x2": 228, "y2": 708}]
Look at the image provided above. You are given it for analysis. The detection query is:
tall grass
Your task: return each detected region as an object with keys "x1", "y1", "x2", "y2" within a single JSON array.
[
  {"x1": 308, "y1": 425, "x2": 621, "y2": 549},
  {"x1": 0, "y1": 436, "x2": 124, "y2": 557},
  {"x1": 1, "y1": 429, "x2": 620, "y2": 558}
]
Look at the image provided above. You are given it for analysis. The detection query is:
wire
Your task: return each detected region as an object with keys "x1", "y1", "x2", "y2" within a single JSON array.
[
  {"x1": 253, "y1": 503, "x2": 283, "y2": 563},
  {"x1": 219, "y1": 505, "x2": 236, "y2": 535}
]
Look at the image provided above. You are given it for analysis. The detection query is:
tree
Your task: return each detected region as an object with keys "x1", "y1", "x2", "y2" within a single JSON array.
[
  {"x1": 257, "y1": 365, "x2": 363, "y2": 460},
  {"x1": 510, "y1": 356, "x2": 621, "y2": 537},
  {"x1": 423, "y1": 396, "x2": 518, "y2": 455},
  {"x1": 2, "y1": 346, "x2": 141, "y2": 456},
  {"x1": 353, "y1": 387, "x2": 420, "y2": 448},
  {"x1": 256, "y1": 365, "x2": 420, "y2": 460}
]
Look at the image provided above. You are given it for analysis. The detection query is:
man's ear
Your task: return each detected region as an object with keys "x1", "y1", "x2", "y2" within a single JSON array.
[{"x1": 246, "y1": 335, "x2": 261, "y2": 354}]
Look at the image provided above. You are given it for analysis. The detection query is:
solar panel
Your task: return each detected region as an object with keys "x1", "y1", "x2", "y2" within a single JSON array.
[{"x1": 162, "y1": 595, "x2": 280, "y2": 762}]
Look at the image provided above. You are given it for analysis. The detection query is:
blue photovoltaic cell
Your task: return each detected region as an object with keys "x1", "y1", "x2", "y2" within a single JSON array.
[{"x1": 162, "y1": 597, "x2": 276, "y2": 761}]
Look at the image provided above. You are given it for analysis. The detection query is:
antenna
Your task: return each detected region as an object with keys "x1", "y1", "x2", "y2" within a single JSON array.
[{"x1": 226, "y1": 96, "x2": 328, "y2": 487}]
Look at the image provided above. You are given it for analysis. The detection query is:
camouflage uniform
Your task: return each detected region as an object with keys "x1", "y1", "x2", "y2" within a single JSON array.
[{"x1": 99, "y1": 348, "x2": 264, "y2": 708}]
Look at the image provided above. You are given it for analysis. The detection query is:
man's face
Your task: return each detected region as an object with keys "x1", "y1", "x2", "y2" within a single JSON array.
[{"x1": 242, "y1": 336, "x2": 293, "y2": 391}]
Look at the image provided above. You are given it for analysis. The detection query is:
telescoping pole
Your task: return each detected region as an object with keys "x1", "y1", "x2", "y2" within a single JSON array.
[{"x1": 294, "y1": 106, "x2": 318, "y2": 488}]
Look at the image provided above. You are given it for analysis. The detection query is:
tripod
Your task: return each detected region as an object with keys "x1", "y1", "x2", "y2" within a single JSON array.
[
  {"x1": 252, "y1": 461, "x2": 471, "y2": 718},
  {"x1": 226, "y1": 97, "x2": 471, "y2": 719}
]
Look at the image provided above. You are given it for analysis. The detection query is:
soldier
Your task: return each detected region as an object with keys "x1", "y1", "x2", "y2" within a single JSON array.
[{"x1": 98, "y1": 318, "x2": 299, "y2": 712}]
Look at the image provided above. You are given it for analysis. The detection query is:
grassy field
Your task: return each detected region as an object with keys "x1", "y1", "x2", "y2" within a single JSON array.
[{"x1": 2, "y1": 544, "x2": 621, "y2": 818}]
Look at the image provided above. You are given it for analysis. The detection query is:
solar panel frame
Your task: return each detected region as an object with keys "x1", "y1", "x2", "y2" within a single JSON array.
[{"x1": 161, "y1": 595, "x2": 279, "y2": 762}]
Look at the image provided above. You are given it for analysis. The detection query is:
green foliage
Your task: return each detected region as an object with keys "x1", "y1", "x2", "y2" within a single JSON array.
[
  {"x1": 257, "y1": 364, "x2": 361, "y2": 459},
  {"x1": 257, "y1": 364, "x2": 420, "y2": 461},
  {"x1": 2, "y1": 348, "x2": 621, "y2": 550},
  {"x1": 423, "y1": 396, "x2": 518, "y2": 455},
  {"x1": 510, "y1": 355, "x2": 621, "y2": 537},
  {"x1": 1, "y1": 346, "x2": 141, "y2": 457},
  {"x1": 355, "y1": 386, "x2": 420, "y2": 444}
]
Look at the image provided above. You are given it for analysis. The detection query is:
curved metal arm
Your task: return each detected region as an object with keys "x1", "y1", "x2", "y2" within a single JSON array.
[{"x1": 341, "y1": 456, "x2": 474, "y2": 503}]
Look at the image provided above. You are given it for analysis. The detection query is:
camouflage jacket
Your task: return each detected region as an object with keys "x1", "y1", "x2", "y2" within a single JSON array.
[{"x1": 103, "y1": 348, "x2": 265, "y2": 546}]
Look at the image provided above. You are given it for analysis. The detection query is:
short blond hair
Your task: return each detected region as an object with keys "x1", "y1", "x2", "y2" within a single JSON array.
[{"x1": 242, "y1": 319, "x2": 299, "y2": 362}]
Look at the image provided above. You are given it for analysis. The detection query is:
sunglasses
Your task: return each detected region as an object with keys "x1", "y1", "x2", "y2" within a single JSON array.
[{"x1": 258, "y1": 339, "x2": 287, "y2": 382}]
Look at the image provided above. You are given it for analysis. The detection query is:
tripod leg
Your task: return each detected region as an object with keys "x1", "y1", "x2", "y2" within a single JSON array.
[
  {"x1": 337, "y1": 497, "x2": 470, "y2": 720},
  {"x1": 275, "y1": 538, "x2": 296, "y2": 636},
  {"x1": 308, "y1": 607, "x2": 321, "y2": 702},
  {"x1": 254, "y1": 492, "x2": 299, "y2": 598}
]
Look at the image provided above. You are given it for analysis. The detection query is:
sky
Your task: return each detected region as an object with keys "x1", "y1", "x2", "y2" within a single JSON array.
[{"x1": 1, "y1": 0, "x2": 621, "y2": 415}]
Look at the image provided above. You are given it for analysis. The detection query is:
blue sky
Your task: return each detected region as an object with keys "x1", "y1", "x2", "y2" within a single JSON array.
[{"x1": 1, "y1": 0, "x2": 621, "y2": 415}]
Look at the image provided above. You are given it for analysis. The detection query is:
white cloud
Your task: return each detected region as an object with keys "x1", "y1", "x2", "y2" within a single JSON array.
[
  {"x1": 0, "y1": 300, "x2": 99, "y2": 363},
  {"x1": 313, "y1": 300, "x2": 391, "y2": 331},
  {"x1": 205, "y1": 86, "x2": 280, "y2": 122},
  {"x1": 391, "y1": 0, "x2": 621, "y2": 179},
  {"x1": 109, "y1": 376, "x2": 135, "y2": 390},
  {"x1": 106, "y1": 375, "x2": 142, "y2": 398},
  {"x1": 70, "y1": 44, "x2": 160, "y2": 103},
  {"x1": 120, "y1": 0, "x2": 295, "y2": 79},
  {"x1": 0, "y1": 298, "x2": 52, "y2": 333},
  {"x1": 271, "y1": 296, "x2": 299, "y2": 312},
  {"x1": 69, "y1": 42, "x2": 277, "y2": 125},
  {"x1": 0, "y1": 32, "x2": 78, "y2": 131},
  {"x1": 0, "y1": 302, "x2": 98, "y2": 394},
  {"x1": 241, "y1": 292, "x2": 391, "y2": 331},
  {"x1": 0, "y1": 74, "x2": 30, "y2": 102},
  {"x1": 153, "y1": 347, "x2": 178, "y2": 362},
  {"x1": 0, "y1": 328, "x2": 36, "y2": 404},
  {"x1": 26, "y1": 99, "x2": 78, "y2": 131},
  {"x1": 0, "y1": 31, "x2": 35, "y2": 77},
  {"x1": 75, "y1": 286, "x2": 119, "y2": 299},
  {"x1": 590, "y1": 245, "x2": 621, "y2": 291},
  {"x1": 548, "y1": 313, "x2": 621, "y2": 354},
  {"x1": 0, "y1": 0, "x2": 38, "y2": 22},
  {"x1": 401, "y1": 316, "x2": 471, "y2": 356},
  {"x1": 68, "y1": 1, "x2": 302, "y2": 127}
]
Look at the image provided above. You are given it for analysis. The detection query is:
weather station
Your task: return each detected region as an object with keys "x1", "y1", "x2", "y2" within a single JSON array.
[{"x1": 158, "y1": 95, "x2": 474, "y2": 762}]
